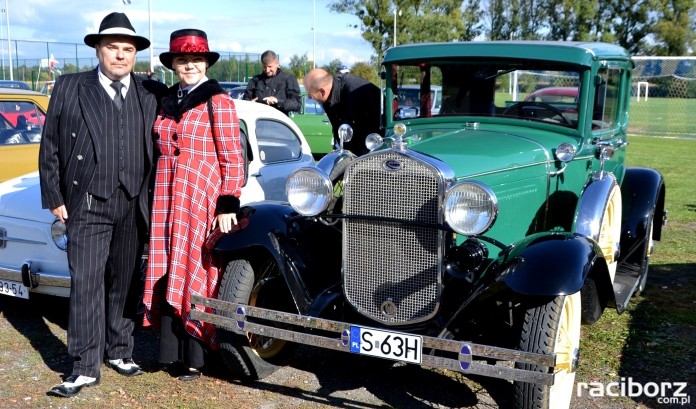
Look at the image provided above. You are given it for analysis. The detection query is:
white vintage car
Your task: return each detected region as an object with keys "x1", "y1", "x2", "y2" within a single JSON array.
[{"x1": 0, "y1": 99, "x2": 313, "y2": 299}]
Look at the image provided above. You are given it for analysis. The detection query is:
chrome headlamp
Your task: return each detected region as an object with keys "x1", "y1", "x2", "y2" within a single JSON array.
[
  {"x1": 286, "y1": 167, "x2": 333, "y2": 216},
  {"x1": 444, "y1": 182, "x2": 498, "y2": 235}
]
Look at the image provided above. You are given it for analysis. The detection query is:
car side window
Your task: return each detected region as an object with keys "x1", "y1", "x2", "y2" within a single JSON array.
[
  {"x1": 304, "y1": 98, "x2": 325, "y2": 115},
  {"x1": 255, "y1": 119, "x2": 303, "y2": 164},
  {"x1": 593, "y1": 68, "x2": 621, "y2": 132},
  {"x1": 0, "y1": 101, "x2": 44, "y2": 145}
]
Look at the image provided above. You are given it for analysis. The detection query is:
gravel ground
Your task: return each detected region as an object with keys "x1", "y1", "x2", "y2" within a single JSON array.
[{"x1": 0, "y1": 293, "x2": 658, "y2": 409}]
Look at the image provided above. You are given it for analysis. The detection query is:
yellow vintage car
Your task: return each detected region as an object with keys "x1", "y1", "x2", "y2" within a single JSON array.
[{"x1": 0, "y1": 88, "x2": 49, "y2": 182}]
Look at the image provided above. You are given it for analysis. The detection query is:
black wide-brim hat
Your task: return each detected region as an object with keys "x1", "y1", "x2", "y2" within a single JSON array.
[
  {"x1": 84, "y1": 12, "x2": 150, "y2": 51},
  {"x1": 159, "y1": 29, "x2": 220, "y2": 70}
]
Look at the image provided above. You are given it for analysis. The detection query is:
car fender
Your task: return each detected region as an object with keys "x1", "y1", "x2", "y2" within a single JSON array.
[
  {"x1": 208, "y1": 201, "x2": 342, "y2": 314},
  {"x1": 208, "y1": 201, "x2": 295, "y2": 259},
  {"x1": 496, "y1": 232, "x2": 607, "y2": 296},
  {"x1": 572, "y1": 172, "x2": 620, "y2": 243},
  {"x1": 619, "y1": 167, "x2": 666, "y2": 262}
]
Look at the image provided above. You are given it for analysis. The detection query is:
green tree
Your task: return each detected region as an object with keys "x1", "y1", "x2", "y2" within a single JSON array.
[
  {"x1": 607, "y1": 0, "x2": 653, "y2": 54},
  {"x1": 288, "y1": 53, "x2": 314, "y2": 78},
  {"x1": 486, "y1": 0, "x2": 545, "y2": 40},
  {"x1": 329, "y1": 0, "x2": 478, "y2": 67},
  {"x1": 649, "y1": 0, "x2": 696, "y2": 55},
  {"x1": 543, "y1": 0, "x2": 598, "y2": 41},
  {"x1": 322, "y1": 58, "x2": 345, "y2": 75},
  {"x1": 329, "y1": 0, "x2": 393, "y2": 66},
  {"x1": 460, "y1": 0, "x2": 485, "y2": 41},
  {"x1": 349, "y1": 61, "x2": 380, "y2": 84}
]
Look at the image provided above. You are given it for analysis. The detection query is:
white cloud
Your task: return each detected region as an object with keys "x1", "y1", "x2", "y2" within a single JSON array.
[{"x1": 3, "y1": 0, "x2": 375, "y2": 66}]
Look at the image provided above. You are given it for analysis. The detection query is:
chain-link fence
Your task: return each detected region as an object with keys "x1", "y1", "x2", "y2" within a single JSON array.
[
  {"x1": 630, "y1": 57, "x2": 696, "y2": 138},
  {"x1": 0, "y1": 38, "x2": 262, "y2": 90}
]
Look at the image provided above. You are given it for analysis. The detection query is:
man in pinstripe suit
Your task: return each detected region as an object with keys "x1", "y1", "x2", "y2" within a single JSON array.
[{"x1": 39, "y1": 12, "x2": 158, "y2": 397}]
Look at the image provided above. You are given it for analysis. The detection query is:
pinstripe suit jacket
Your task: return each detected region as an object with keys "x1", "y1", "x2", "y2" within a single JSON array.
[{"x1": 39, "y1": 69, "x2": 158, "y2": 226}]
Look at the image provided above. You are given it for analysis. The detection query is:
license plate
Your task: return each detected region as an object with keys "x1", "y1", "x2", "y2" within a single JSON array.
[
  {"x1": 0, "y1": 278, "x2": 29, "y2": 299},
  {"x1": 349, "y1": 326, "x2": 422, "y2": 364}
]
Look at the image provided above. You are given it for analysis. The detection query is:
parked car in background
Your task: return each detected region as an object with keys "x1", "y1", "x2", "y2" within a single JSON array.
[
  {"x1": 0, "y1": 88, "x2": 49, "y2": 182},
  {"x1": 229, "y1": 85, "x2": 246, "y2": 99},
  {"x1": 289, "y1": 94, "x2": 332, "y2": 158},
  {"x1": 191, "y1": 41, "x2": 666, "y2": 409},
  {"x1": 39, "y1": 81, "x2": 55, "y2": 97},
  {"x1": 0, "y1": 99, "x2": 313, "y2": 299},
  {"x1": 393, "y1": 84, "x2": 442, "y2": 119},
  {"x1": 0, "y1": 80, "x2": 31, "y2": 90},
  {"x1": 235, "y1": 82, "x2": 331, "y2": 158},
  {"x1": 219, "y1": 81, "x2": 247, "y2": 94},
  {"x1": 524, "y1": 86, "x2": 579, "y2": 104}
]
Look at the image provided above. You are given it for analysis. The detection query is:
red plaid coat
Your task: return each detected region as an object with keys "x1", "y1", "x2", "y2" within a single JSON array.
[{"x1": 143, "y1": 87, "x2": 244, "y2": 347}]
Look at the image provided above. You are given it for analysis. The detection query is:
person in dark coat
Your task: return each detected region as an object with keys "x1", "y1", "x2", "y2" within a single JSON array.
[
  {"x1": 303, "y1": 68, "x2": 382, "y2": 155},
  {"x1": 40, "y1": 12, "x2": 158, "y2": 397},
  {"x1": 242, "y1": 50, "x2": 301, "y2": 115}
]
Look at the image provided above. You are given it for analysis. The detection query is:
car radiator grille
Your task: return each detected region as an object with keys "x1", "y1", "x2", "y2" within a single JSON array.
[{"x1": 342, "y1": 152, "x2": 443, "y2": 325}]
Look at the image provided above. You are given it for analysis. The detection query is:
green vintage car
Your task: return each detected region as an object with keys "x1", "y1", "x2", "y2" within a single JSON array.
[
  {"x1": 289, "y1": 89, "x2": 332, "y2": 158},
  {"x1": 192, "y1": 41, "x2": 666, "y2": 409}
]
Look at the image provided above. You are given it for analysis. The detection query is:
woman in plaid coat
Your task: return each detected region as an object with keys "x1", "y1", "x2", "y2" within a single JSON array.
[{"x1": 143, "y1": 29, "x2": 244, "y2": 381}]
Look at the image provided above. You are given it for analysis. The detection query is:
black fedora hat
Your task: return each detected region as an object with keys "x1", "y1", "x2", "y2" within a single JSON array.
[
  {"x1": 84, "y1": 12, "x2": 150, "y2": 51},
  {"x1": 158, "y1": 29, "x2": 220, "y2": 70}
]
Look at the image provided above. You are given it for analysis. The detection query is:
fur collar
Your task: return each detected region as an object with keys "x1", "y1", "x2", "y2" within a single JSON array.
[{"x1": 160, "y1": 79, "x2": 225, "y2": 121}]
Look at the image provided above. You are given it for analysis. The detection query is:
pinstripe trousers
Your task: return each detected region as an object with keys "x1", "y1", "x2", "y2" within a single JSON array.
[{"x1": 66, "y1": 186, "x2": 144, "y2": 378}]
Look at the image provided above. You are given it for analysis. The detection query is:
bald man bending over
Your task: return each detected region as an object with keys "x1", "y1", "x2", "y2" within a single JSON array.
[{"x1": 303, "y1": 68, "x2": 382, "y2": 155}]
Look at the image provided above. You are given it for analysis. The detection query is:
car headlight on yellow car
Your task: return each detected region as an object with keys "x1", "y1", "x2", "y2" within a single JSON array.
[{"x1": 444, "y1": 181, "x2": 498, "y2": 235}]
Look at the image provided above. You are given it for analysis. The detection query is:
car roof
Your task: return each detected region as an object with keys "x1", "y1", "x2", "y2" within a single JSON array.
[
  {"x1": 528, "y1": 87, "x2": 578, "y2": 96},
  {"x1": 234, "y1": 98, "x2": 296, "y2": 121},
  {"x1": 383, "y1": 41, "x2": 632, "y2": 68},
  {"x1": 397, "y1": 84, "x2": 442, "y2": 90},
  {"x1": 0, "y1": 87, "x2": 46, "y2": 96},
  {"x1": 0, "y1": 80, "x2": 30, "y2": 89}
]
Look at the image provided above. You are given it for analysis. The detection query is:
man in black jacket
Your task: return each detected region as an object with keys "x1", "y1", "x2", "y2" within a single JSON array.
[
  {"x1": 303, "y1": 68, "x2": 382, "y2": 155},
  {"x1": 243, "y1": 50, "x2": 301, "y2": 115}
]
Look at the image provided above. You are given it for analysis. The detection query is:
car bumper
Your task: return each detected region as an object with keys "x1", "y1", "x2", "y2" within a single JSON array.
[
  {"x1": 0, "y1": 262, "x2": 70, "y2": 298},
  {"x1": 191, "y1": 295, "x2": 557, "y2": 386}
]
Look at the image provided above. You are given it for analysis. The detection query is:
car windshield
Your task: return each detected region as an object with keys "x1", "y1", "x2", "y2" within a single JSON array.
[
  {"x1": 0, "y1": 100, "x2": 45, "y2": 144},
  {"x1": 387, "y1": 60, "x2": 583, "y2": 128},
  {"x1": 304, "y1": 98, "x2": 325, "y2": 115}
]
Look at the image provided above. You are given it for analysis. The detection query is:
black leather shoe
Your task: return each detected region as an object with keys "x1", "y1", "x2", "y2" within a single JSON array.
[
  {"x1": 47, "y1": 374, "x2": 100, "y2": 397},
  {"x1": 178, "y1": 368, "x2": 201, "y2": 382},
  {"x1": 107, "y1": 358, "x2": 144, "y2": 376}
]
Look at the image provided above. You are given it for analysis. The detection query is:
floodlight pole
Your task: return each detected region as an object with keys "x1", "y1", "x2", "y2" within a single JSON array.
[
  {"x1": 393, "y1": 8, "x2": 401, "y2": 47},
  {"x1": 4, "y1": 0, "x2": 11, "y2": 80},
  {"x1": 123, "y1": 0, "x2": 154, "y2": 72},
  {"x1": 148, "y1": 0, "x2": 153, "y2": 72}
]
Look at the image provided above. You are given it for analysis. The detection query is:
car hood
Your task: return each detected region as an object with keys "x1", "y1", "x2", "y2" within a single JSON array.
[
  {"x1": 407, "y1": 127, "x2": 551, "y2": 178},
  {"x1": 0, "y1": 171, "x2": 54, "y2": 223}
]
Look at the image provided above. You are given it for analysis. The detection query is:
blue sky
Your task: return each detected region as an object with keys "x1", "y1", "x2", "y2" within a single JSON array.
[{"x1": 3, "y1": 0, "x2": 375, "y2": 67}]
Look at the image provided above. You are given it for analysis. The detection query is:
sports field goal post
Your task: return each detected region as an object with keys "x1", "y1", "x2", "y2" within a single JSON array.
[{"x1": 630, "y1": 56, "x2": 696, "y2": 138}]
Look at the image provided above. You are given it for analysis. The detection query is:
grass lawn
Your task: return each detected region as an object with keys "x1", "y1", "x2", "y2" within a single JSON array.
[
  {"x1": 574, "y1": 135, "x2": 696, "y2": 406},
  {"x1": 628, "y1": 97, "x2": 696, "y2": 138}
]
